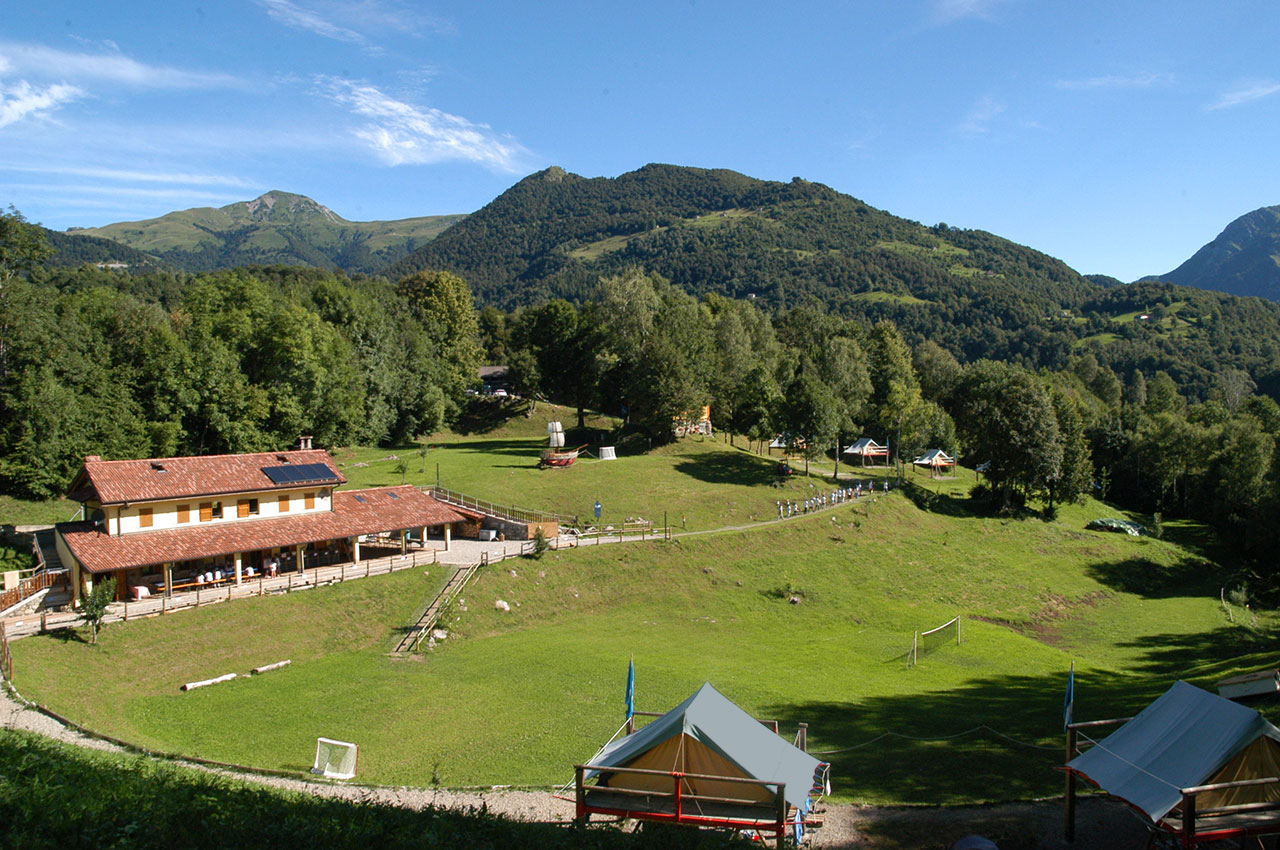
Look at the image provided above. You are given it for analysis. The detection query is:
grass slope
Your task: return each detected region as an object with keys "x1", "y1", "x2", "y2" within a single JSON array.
[
  {"x1": 12, "y1": 413, "x2": 1272, "y2": 805},
  {"x1": 0, "y1": 729, "x2": 732, "y2": 850}
]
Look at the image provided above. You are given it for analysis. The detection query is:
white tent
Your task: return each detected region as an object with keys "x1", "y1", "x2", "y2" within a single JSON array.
[
  {"x1": 1067, "y1": 681, "x2": 1280, "y2": 825},
  {"x1": 843, "y1": 437, "x2": 887, "y2": 456}
]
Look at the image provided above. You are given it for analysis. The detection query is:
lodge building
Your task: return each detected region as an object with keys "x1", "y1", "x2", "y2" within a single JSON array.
[{"x1": 54, "y1": 448, "x2": 466, "y2": 605}]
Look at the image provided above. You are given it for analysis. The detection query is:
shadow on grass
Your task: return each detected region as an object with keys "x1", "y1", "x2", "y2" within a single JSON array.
[
  {"x1": 672, "y1": 451, "x2": 776, "y2": 487},
  {"x1": 1117, "y1": 625, "x2": 1280, "y2": 677},
  {"x1": 1084, "y1": 555, "x2": 1221, "y2": 599},
  {"x1": 902, "y1": 481, "x2": 983, "y2": 519},
  {"x1": 433, "y1": 438, "x2": 541, "y2": 458},
  {"x1": 763, "y1": 668, "x2": 1161, "y2": 806},
  {"x1": 451, "y1": 397, "x2": 531, "y2": 436},
  {"x1": 0, "y1": 729, "x2": 740, "y2": 850}
]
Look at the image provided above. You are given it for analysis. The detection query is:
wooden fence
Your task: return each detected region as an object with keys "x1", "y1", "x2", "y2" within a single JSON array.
[
  {"x1": 427, "y1": 485, "x2": 577, "y2": 526},
  {"x1": 0, "y1": 548, "x2": 438, "y2": 646},
  {"x1": 0, "y1": 569, "x2": 65, "y2": 614}
]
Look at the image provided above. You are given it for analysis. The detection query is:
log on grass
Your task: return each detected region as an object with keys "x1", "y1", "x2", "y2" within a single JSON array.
[
  {"x1": 181, "y1": 673, "x2": 236, "y2": 691},
  {"x1": 251, "y1": 660, "x2": 291, "y2": 675}
]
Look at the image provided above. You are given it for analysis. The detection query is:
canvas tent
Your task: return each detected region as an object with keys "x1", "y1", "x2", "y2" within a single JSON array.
[
  {"x1": 1065, "y1": 681, "x2": 1280, "y2": 846},
  {"x1": 575, "y1": 682, "x2": 829, "y2": 839},
  {"x1": 844, "y1": 437, "x2": 890, "y2": 466}
]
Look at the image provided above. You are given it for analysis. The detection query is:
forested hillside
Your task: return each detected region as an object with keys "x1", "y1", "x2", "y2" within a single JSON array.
[
  {"x1": 41, "y1": 228, "x2": 169, "y2": 272},
  {"x1": 72, "y1": 191, "x2": 464, "y2": 275},
  {"x1": 390, "y1": 164, "x2": 1098, "y2": 356}
]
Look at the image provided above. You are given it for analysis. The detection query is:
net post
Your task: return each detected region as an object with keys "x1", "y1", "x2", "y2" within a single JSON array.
[
  {"x1": 1065, "y1": 725, "x2": 1078, "y2": 842},
  {"x1": 957, "y1": 616, "x2": 961, "y2": 645}
]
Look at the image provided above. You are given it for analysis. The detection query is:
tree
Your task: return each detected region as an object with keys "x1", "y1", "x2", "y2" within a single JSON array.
[
  {"x1": 868, "y1": 321, "x2": 924, "y2": 477},
  {"x1": 781, "y1": 361, "x2": 841, "y2": 476},
  {"x1": 1047, "y1": 391, "x2": 1094, "y2": 509},
  {"x1": 0, "y1": 207, "x2": 53, "y2": 379},
  {"x1": 953, "y1": 361, "x2": 1063, "y2": 508},
  {"x1": 397, "y1": 270, "x2": 482, "y2": 415},
  {"x1": 84, "y1": 576, "x2": 117, "y2": 645}
]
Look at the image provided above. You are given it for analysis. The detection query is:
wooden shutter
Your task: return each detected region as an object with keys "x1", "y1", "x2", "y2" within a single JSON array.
[
  {"x1": 138, "y1": 507, "x2": 153, "y2": 528},
  {"x1": 305, "y1": 492, "x2": 315, "y2": 510},
  {"x1": 177, "y1": 504, "x2": 190, "y2": 523},
  {"x1": 278, "y1": 494, "x2": 290, "y2": 512},
  {"x1": 237, "y1": 499, "x2": 251, "y2": 518},
  {"x1": 199, "y1": 502, "x2": 213, "y2": 522}
]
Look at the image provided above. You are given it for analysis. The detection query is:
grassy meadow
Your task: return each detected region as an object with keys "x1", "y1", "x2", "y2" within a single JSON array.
[{"x1": 10, "y1": 402, "x2": 1275, "y2": 806}]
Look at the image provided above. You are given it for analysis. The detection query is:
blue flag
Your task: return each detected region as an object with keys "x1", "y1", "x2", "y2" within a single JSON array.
[
  {"x1": 626, "y1": 658, "x2": 635, "y2": 721},
  {"x1": 1063, "y1": 661, "x2": 1075, "y2": 730}
]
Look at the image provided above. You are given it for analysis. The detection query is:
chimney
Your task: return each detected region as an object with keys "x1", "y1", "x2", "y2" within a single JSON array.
[{"x1": 299, "y1": 436, "x2": 313, "y2": 450}]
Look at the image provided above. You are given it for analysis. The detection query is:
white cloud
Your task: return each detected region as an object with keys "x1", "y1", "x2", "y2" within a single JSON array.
[
  {"x1": 1207, "y1": 80, "x2": 1280, "y2": 111},
  {"x1": 1056, "y1": 71, "x2": 1174, "y2": 90},
  {"x1": 319, "y1": 76, "x2": 526, "y2": 171},
  {"x1": 254, "y1": 0, "x2": 450, "y2": 47},
  {"x1": 956, "y1": 95, "x2": 1005, "y2": 134},
  {"x1": 932, "y1": 0, "x2": 1011, "y2": 24},
  {"x1": 0, "y1": 41, "x2": 242, "y2": 89},
  {"x1": 0, "y1": 80, "x2": 83, "y2": 128},
  {"x1": 255, "y1": 0, "x2": 368, "y2": 46},
  {"x1": 3, "y1": 182, "x2": 246, "y2": 204},
  {"x1": 2, "y1": 164, "x2": 254, "y2": 188}
]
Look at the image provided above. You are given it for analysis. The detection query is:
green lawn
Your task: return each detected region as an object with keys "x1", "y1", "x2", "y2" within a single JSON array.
[
  {"x1": 335, "y1": 402, "x2": 861, "y2": 531},
  {"x1": 13, "y1": 431, "x2": 1271, "y2": 805}
]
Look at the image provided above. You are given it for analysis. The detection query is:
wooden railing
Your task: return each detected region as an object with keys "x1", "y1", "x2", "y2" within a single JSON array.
[
  {"x1": 427, "y1": 486, "x2": 577, "y2": 526},
  {"x1": 0, "y1": 548, "x2": 436, "y2": 645},
  {"x1": 0, "y1": 569, "x2": 65, "y2": 615},
  {"x1": 574, "y1": 763, "x2": 788, "y2": 835}
]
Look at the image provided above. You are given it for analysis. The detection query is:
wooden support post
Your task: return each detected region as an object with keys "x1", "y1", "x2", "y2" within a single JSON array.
[
  {"x1": 575, "y1": 765, "x2": 586, "y2": 822},
  {"x1": 776, "y1": 782, "x2": 787, "y2": 843},
  {"x1": 674, "y1": 772, "x2": 683, "y2": 822},
  {"x1": 1065, "y1": 726, "x2": 1078, "y2": 842},
  {"x1": 798, "y1": 722, "x2": 808, "y2": 752},
  {"x1": 1181, "y1": 791, "x2": 1196, "y2": 849}
]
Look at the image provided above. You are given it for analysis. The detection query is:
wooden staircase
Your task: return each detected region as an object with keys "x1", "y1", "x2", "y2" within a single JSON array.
[{"x1": 393, "y1": 560, "x2": 483, "y2": 654}]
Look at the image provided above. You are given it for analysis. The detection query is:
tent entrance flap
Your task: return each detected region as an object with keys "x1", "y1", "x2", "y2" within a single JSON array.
[{"x1": 605, "y1": 732, "x2": 773, "y2": 805}]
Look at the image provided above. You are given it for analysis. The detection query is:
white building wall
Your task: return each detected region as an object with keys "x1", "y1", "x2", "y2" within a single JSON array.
[{"x1": 113, "y1": 487, "x2": 334, "y2": 536}]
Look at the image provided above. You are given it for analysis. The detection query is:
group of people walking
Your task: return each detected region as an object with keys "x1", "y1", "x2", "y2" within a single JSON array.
[{"x1": 776, "y1": 479, "x2": 891, "y2": 519}]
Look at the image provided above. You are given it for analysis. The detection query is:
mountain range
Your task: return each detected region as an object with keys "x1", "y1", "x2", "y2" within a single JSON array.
[
  {"x1": 57, "y1": 168, "x2": 1280, "y2": 309},
  {"x1": 1144, "y1": 205, "x2": 1280, "y2": 300},
  {"x1": 68, "y1": 191, "x2": 463, "y2": 275}
]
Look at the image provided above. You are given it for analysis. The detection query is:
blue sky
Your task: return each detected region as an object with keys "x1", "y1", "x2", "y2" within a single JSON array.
[{"x1": 2, "y1": 1, "x2": 1278, "y2": 280}]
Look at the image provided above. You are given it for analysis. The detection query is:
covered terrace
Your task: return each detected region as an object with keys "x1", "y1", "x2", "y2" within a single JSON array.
[{"x1": 56, "y1": 486, "x2": 464, "y2": 603}]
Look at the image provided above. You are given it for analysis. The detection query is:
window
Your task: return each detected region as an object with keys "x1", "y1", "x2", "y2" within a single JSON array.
[
  {"x1": 237, "y1": 499, "x2": 259, "y2": 517},
  {"x1": 177, "y1": 504, "x2": 190, "y2": 523},
  {"x1": 212, "y1": 502, "x2": 223, "y2": 519},
  {"x1": 304, "y1": 492, "x2": 315, "y2": 510},
  {"x1": 138, "y1": 507, "x2": 153, "y2": 528},
  {"x1": 278, "y1": 494, "x2": 290, "y2": 512}
]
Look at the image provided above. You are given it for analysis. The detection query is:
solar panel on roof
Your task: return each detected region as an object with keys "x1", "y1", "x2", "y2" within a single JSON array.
[
  {"x1": 388, "y1": 492, "x2": 399, "y2": 499},
  {"x1": 261, "y1": 462, "x2": 340, "y2": 486},
  {"x1": 354, "y1": 495, "x2": 367, "y2": 503}
]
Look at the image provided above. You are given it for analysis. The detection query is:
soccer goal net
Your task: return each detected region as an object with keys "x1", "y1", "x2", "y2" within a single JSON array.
[
  {"x1": 910, "y1": 616, "x2": 961, "y2": 666},
  {"x1": 312, "y1": 737, "x2": 358, "y2": 779}
]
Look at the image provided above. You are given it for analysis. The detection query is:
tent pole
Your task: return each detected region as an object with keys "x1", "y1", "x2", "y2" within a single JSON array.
[{"x1": 1065, "y1": 725, "x2": 1078, "y2": 842}]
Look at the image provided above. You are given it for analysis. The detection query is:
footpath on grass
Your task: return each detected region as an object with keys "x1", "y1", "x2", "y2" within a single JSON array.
[{"x1": 0, "y1": 675, "x2": 1142, "y2": 849}]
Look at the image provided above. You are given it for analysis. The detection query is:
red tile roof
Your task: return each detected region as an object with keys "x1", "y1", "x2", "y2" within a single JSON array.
[
  {"x1": 68, "y1": 450, "x2": 346, "y2": 506},
  {"x1": 58, "y1": 486, "x2": 464, "y2": 574}
]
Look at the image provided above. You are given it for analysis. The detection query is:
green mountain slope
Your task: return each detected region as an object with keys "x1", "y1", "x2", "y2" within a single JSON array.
[
  {"x1": 43, "y1": 227, "x2": 170, "y2": 272},
  {"x1": 1148, "y1": 205, "x2": 1280, "y2": 300},
  {"x1": 388, "y1": 163, "x2": 1098, "y2": 357},
  {"x1": 73, "y1": 191, "x2": 465, "y2": 274}
]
